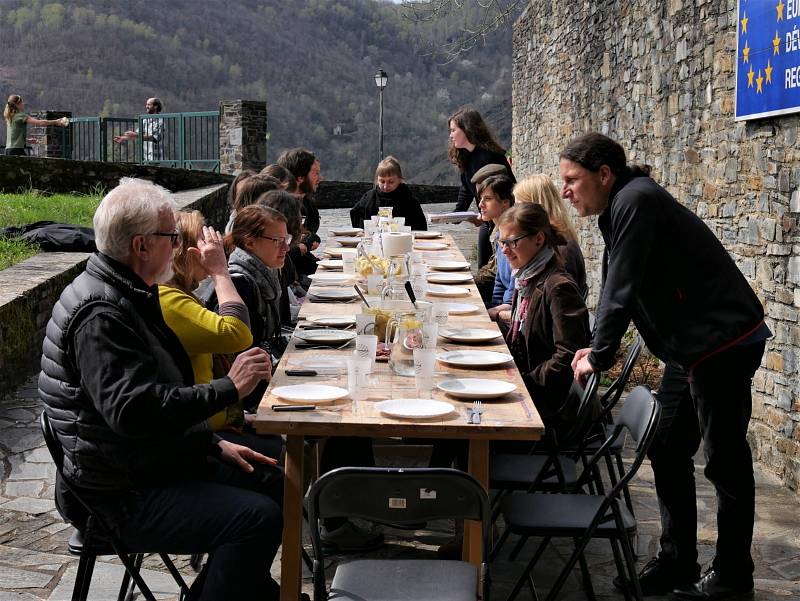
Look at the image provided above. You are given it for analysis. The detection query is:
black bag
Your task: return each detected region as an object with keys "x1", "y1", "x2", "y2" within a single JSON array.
[{"x1": 1, "y1": 221, "x2": 96, "y2": 252}]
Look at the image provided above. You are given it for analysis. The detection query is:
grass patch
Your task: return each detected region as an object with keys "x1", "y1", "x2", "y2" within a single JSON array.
[{"x1": 0, "y1": 189, "x2": 102, "y2": 269}]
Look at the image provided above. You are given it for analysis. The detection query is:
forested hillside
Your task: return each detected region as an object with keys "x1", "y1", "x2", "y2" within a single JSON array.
[{"x1": 0, "y1": 0, "x2": 514, "y2": 183}]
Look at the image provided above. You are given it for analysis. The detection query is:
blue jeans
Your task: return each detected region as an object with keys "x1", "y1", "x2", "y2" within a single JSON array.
[
  {"x1": 648, "y1": 341, "x2": 764, "y2": 583},
  {"x1": 108, "y1": 457, "x2": 283, "y2": 600}
]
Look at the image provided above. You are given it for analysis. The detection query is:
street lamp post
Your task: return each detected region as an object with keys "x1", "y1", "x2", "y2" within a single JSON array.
[{"x1": 374, "y1": 69, "x2": 388, "y2": 161}]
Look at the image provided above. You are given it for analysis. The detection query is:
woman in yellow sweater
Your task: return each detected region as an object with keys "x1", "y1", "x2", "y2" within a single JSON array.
[{"x1": 159, "y1": 210, "x2": 282, "y2": 458}]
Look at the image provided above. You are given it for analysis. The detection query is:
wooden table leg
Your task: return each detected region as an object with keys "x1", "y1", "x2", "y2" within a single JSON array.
[
  {"x1": 464, "y1": 438, "x2": 489, "y2": 565},
  {"x1": 281, "y1": 434, "x2": 304, "y2": 601}
]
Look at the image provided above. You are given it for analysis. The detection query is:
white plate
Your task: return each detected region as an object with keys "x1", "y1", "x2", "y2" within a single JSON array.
[
  {"x1": 439, "y1": 302, "x2": 480, "y2": 315},
  {"x1": 329, "y1": 228, "x2": 362, "y2": 237},
  {"x1": 439, "y1": 327, "x2": 503, "y2": 343},
  {"x1": 426, "y1": 284, "x2": 470, "y2": 298},
  {"x1": 437, "y1": 378, "x2": 517, "y2": 399},
  {"x1": 427, "y1": 260, "x2": 471, "y2": 272},
  {"x1": 319, "y1": 259, "x2": 343, "y2": 270},
  {"x1": 308, "y1": 288, "x2": 358, "y2": 301},
  {"x1": 307, "y1": 315, "x2": 357, "y2": 328},
  {"x1": 287, "y1": 356, "x2": 344, "y2": 374},
  {"x1": 309, "y1": 272, "x2": 355, "y2": 285},
  {"x1": 333, "y1": 236, "x2": 361, "y2": 247},
  {"x1": 412, "y1": 230, "x2": 442, "y2": 239},
  {"x1": 295, "y1": 329, "x2": 356, "y2": 344},
  {"x1": 413, "y1": 241, "x2": 449, "y2": 251},
  {"x1": 426, "y1": 272, "x2": 471, "y2": 284},
  {"x1": 272, "y1": 384, "x2": 349, "y2": 404},
  {"x1": 323, "y1": 247, "x2": 346, "y2": 258},
  {"x1": 375, "y1": 398, "x2": 455, "y2": 419},
  {"x1": 437, "y1": 350, "x2": 513, "y2": 367}
]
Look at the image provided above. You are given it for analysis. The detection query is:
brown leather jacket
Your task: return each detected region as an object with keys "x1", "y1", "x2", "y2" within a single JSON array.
[{"x1": 508, "y1": 253, "x2": 590, "y2": 432}]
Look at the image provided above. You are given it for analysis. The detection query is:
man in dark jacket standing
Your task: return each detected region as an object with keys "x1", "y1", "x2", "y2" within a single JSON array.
[
  {"x1": 563, "y1": 134, "x2": 768, "y2": 601},
  {"x1": 38, "y1": 178, "x2": 284, "y2": 601}
]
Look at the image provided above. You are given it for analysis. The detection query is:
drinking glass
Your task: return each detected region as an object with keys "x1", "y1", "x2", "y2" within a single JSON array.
[{"x1": 413, "y1": 348, "x2": 437, "y2": 399}]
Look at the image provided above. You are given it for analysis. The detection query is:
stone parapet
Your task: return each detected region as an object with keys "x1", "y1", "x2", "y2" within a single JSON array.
[
  {"x1": 512, "y1": 0, "x2": 800, "y2": 494},
  {"x1": 27, "y1": 111, "x2": 72, "y2": 159}
]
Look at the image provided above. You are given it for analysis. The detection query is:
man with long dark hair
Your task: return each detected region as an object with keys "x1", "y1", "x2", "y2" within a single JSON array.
[
  {"x1": 563, "y1": 133, "x2": 768, "y2": 601},
  {"x1": 277, "y1": 147, "x2": 321, "y2": 275}
]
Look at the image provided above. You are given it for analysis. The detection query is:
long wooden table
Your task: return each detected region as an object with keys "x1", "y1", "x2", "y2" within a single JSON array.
[{"x1": 254, "y1": 233, "x2": 544, "y2": 601}]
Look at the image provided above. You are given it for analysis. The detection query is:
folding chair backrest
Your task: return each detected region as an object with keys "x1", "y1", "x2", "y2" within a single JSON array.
[
  {"x1": 309, "y1": 467, "x2": 488, "y2": 525},
  {"x1": 560, "y1": 372, "x2": 600, "y2": 447},
  {"x1": 598, "y1": 336, "x2": 643, "y2": 415}
]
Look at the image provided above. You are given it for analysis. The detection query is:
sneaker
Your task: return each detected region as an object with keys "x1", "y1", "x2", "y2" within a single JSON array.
[
  {"x1": 614, "y1": 556, "x2": 701, "y2": 596},
  {"x1": 320, "y1": 521, "x2": 384, "y2": 553},
  {"x1": 670, "y1": 569, "x2": 754, "y2": 601}
]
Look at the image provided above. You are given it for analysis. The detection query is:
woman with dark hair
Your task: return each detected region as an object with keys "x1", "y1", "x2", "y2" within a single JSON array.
[
  {"x1": 4, "y1": 94, "x2": 67, "y2": 155},
  {"x1": 225, "y1": 173, "x2": 282, "y2": 234},
  {"x1": 497, "y1": 203, "x2": 590, "y2": 433},
  {"x1": 448, "y1": 107, "x2": 514, "y2": 268},
  {"x1": 261, "y1": 163, "x2": 298, "y2": 194},
  {"x1": 223, "y1": 205, "x2": 291, "y2": 410},
  {"x1": 256, "y1": 189, "x2": 306, "y2": 324},
  {"x1": 473, "y1": 174, "x2": 515, "y2": 304},
  {"x1": 159, "y1": 210, "x2": 284, "y2": 460}
]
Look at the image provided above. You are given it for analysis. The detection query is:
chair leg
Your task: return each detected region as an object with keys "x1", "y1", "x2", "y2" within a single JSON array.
[
  {"x1": 505, "y1": 537, "x2": 549, "y2": 601},
  {"x1": 302, "y1": 547, "x2": 314, "y2": 571},
  {"x1": 573, "y1": 539, "x2": 596, "y2": 601},
  {"x1": 508, "y1": 534, "x2": 529, "y2": 561},
  {"x1": 72, "y1": 554, "x2": 95, "y2": 601},
  {"x1": 490, "y1": 527, "x2": 512, "y2": 561},
  {"x1": 618, "y1": 532, "x2": 644, "y2": 601},
  {"x1": 116, "y1": 553, "x2": 137, "y2": 601},
  {"x1": 543, "y1": 531, "x2": 598, "y2": 601},
  {"x1": 158, "y1": 553, "x2": 191, "y2": 598},
  {"x1": 116, "y1": 551, "x2": 159, "y2": 601},
  {"x1": 609, "y1": 537, "x2": 633, "y2": 601}
]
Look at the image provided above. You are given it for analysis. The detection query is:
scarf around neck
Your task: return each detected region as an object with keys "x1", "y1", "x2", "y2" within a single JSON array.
[
  {"x1": 510, "y1": 246, "x2": 555, "y2": 342},
  {"x1": 227, "y1": 247, "x2": 281, "y2": 340}
]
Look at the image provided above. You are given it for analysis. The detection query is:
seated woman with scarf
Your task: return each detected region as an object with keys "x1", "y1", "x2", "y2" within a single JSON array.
[{"x1": 497, "y1": 203, "x2": 590, "y2": 432}]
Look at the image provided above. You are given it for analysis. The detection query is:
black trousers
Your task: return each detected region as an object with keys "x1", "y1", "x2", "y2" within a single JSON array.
[
  {"x1": 649, "y1": 341, "x2": 764, "y2": 583},
  {"x1": 476, "y1": 221, "x2": 493, "y2": 268},
  {"x1": 5, "y1": 147, "x2": 26, "y2": 156},
  {"x1": 106, "y1": 457, "x2": 284, "y2": 601}
]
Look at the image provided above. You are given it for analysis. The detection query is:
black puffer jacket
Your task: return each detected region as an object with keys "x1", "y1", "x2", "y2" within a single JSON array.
[
  {"x1": 590, "y1": 175, "x2": 765, "y2": 371},
  {"x1": 38, "y1": 253, "x2": 239, "y2": 498}
]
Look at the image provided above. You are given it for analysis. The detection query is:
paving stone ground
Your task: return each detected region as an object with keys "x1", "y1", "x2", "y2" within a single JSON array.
[{"x1": 1, "y1": 207, "x2": 798, "y2": 600}]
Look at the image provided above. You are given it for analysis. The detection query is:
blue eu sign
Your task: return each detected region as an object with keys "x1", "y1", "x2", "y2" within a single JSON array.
[{"x1": 736, "y1": 0, "x2": 800, "y2": 120}]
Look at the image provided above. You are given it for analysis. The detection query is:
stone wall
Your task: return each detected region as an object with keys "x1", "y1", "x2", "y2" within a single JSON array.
[
  {"x1": 27, "y1": 111, "x2": 72, "y2": 159},
  {"x1": 512, "y1": 0, "x2": 799, "y2": 492},
  {"x1": 219, "y1": 100, "x2": 267, "y2": 174},
  {"x1": 0, "y1": 184, "x2": 227, "y2": 396},
  {"x1": 0, "y1": 155, "x2": 232, "y2": 194}
]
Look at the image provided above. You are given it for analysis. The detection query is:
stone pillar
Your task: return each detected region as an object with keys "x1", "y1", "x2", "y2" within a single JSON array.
[
  {"x1": 219, "y1": 100, "x2": 267, "y2": 174},
  {"x1": 28, "y1": 111, "x2": 72, "y2": 159}
]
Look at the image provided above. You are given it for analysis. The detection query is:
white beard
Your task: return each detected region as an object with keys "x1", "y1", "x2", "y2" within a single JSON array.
[{"x1": 154, "y1": 263, "x2": 174, "y2": 285}]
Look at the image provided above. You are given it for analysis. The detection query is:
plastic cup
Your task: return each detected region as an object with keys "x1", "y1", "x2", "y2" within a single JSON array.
[
  {"x1": 341, "y1": 250, "x2": 357, "y2": 274},
  {"x1": 356, "y1": 313, "x2": 376, "y2": 336},
  {"x1": 413, "y1": 348, "x2": 437, "y2": 399},
  {"x1": 355, "y1": 334, "x2": 378, "y2": 373},
  {"x1": 421, "y1": 322, "x2": 438, "y2": 349},
  {"x1": 347, "y1": 355, "x2": 371, "y2": 401},
  {"x1": 432, "y1": 303, "x2": 449, "y2": 327},
  {"x1": 393, "y1": 216, "x2": 406, "y2": 227},
  {"x1": 367, "y1": 273, "x2": 384, "y2": 296}
]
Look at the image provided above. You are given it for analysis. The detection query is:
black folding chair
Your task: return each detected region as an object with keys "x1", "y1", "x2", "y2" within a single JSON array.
[
  {"x1": 308, "y1": 467, "x2": 491, "y2": 601},
  {"x1": 40, "y1": 412, "x2": 191, "y2": 601},
  {"x1": 499, "y1": 386, "x2": 662, "y2": 601}
]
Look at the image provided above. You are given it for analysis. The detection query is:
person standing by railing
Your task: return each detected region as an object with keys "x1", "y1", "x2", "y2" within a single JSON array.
[
  {"x1": 113, "y1": 97, "x2": 164, "y2": 162},
  {"x1": 4, "y1": 94, "x2": 67, "y2": 156}
]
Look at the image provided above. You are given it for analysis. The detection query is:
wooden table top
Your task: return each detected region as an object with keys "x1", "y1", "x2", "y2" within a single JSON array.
[{"x1": 254, "y1": 233, "x2": 545, "y2": 441}]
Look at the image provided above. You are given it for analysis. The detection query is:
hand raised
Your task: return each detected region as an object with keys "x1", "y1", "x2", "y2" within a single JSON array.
[{"x1": 196, "y1": 226, "x2": 228, "y2": 277}]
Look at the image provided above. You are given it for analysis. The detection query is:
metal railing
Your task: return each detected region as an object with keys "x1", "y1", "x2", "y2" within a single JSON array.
[{"x1": 66, "y1": 111, "x2": 220, "y2": 172}]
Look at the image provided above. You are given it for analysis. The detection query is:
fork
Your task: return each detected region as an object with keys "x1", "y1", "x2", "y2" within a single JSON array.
[{"x1": 471, "y1": 400, "x2": 483, "y2": 424}]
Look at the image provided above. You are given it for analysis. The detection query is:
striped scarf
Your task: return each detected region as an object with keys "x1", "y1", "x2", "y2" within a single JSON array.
[{"x1": 510, "y1": 246, "x2": 555, "y2": 343}]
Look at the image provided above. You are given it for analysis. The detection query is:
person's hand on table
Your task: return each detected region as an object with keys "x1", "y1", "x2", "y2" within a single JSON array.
[
  {"x1": 497, "y1": 309, "x2": 512, "y2": 323},
  {"x1": 196, "y1": 226, "x2": 228, "y2": 276},
  {"x1": 227, "y1": 347, "x2": 272, "y2": 398},
  {"x1": 467, "y1": 215, "x2": 483, "y2": 226},
  {"x1": 297, "y1": 242, "x2": 308, "y2": 255},
  {"x1": 218, "y1": 439, "x2": 277, "y2": 473},
  {"x1": 571, "y1": 347, "x2": 596, "y2": 383},
  {"x1": 488, "y1": 303, "x2": 511, "y2": 321}
]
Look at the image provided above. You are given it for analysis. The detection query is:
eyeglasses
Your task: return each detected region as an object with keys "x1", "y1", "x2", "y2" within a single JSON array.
[
  {"x1": 259, "y1": 233, "x2": 292, "y2": 247},
  {"x1": 498, "y1": 233, "x2": 532, "y2": 250},
  {"x1": 150, "y1": 231, "x2": 180, "y2": 247}
]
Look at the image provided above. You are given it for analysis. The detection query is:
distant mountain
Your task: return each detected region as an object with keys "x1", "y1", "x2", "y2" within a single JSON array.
[{"x1": 0, "y1": 0, "x2": 513, "y2": 185}]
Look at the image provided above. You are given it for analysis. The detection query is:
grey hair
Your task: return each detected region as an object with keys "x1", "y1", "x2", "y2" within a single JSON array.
[{"x1": 93, "y1": 178, "x2": 175, "y2": 262}]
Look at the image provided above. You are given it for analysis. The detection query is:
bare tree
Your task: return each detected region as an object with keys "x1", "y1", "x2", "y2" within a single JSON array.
[{"x1": 401, "y1": 0, "x2": 526, "y2": 61}]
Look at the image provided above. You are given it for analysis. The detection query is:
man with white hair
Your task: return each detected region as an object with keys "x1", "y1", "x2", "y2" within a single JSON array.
[{"x1": 39, "y1": 178, "x2": 287, "y2": 600}]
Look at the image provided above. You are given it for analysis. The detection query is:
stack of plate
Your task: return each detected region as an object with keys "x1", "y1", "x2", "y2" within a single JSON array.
[
  {"x1": 333, "y1": 236, "x2": 361, "y2": 248},
  {"x1": 437, "y1": 378, "x2": 517, "y2": 399},
  {"x1": 309, "y1": 272, "x2": 355, "y2": 286},
  {"x1": 427, "y1": 272, "x2": 472, "y2": 284},
  {"x1": 436, "y1": 350, "x2": 513, "y2": 367},
  {"x1": 427, "y1": 260, "x2": 471, "y2": 272},
  {"x1": 413, "y1": 241, "x2": 449, "y2": 251},
  {"x1": 438, "y1": 327, "x2": 502, "y2": 343},
  {"x1": 308, "y1": 288, "x2": 359, "y2": 302},
  {"x1": 329, "y1": 227, "x2": 363, "y2": 237},
  {"x1": 294, "y1": 329, "x2": 356, "y2": 345},
  {"x1": 306, "y1": 315, "x2": 356, "y2": 328},
  {"x1": 412, "y1": 230, "x2": 443, "y2": 239},
  {"x1": 426, "y1": 284, "x2": 470, "y2": 298},
  {"x1": 319, "y1": 259, "x2": 344, "y2": 270},
  {"x1": 272, "y1": 384, "x2": 349, "y2": 404}
]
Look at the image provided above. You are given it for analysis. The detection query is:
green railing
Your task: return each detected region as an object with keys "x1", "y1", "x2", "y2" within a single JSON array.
[{"x1": 66, "y1": 111, "x2": 220, "y2": 172}]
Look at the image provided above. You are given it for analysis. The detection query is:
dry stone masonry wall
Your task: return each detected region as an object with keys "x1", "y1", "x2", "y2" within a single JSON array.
[{"x1": 512, "y1": 0, "x2": 799, "y2": 493}]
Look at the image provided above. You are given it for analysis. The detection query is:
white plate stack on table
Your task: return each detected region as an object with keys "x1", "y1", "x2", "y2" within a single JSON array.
[
  {"x1": 426, "y1": 272, "x2": 472, "y2": 284},
  {"x1": 333, "y1": 236, "x2": 361, "y2": 248},
  {"x1": 308, "y1": 272, "x2": 356, "y2": 286},
  {"x1": 318, "y1": 259, "x2": 344, "y2": 271},
  {"x1": 329, "y1": 227, "x2": 363, "y2": 237},
  {"x1": 323, "y1": 247, "x2": 346, "y2": 258},
  {"x1": 437, "y1": 349, "x2": 514, "y2": 368},
  {"x1": 438, "y1": 327, "x2": 503, "y2": 343},
  {"x1": 413, "y1": 241, "x2": 449, "y2": 251},
  {"x1": 272, "y1": 384, "x2": 349, "y2": 404},
  {"x1": 412, "y1": 230, "x2": 443, "y2": 239},
  {"x1": 437, "y1": 378, "x2": 518, "y2": 399},
  {"x1": 426, "y1": 284, "x2": 470, "y2": 298},
  {"x1": 305, "y1": 315, "x2": 357, "y2": 328},
  {"x1": 307, "y1": 288, "x2": 359, "y2": 302},
  {"x1": 294, "y1": 329, "x2": 356, "y2": 345},
  {"x1": 427, "y1": 260, "x2": 471, "y2": 272}
]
